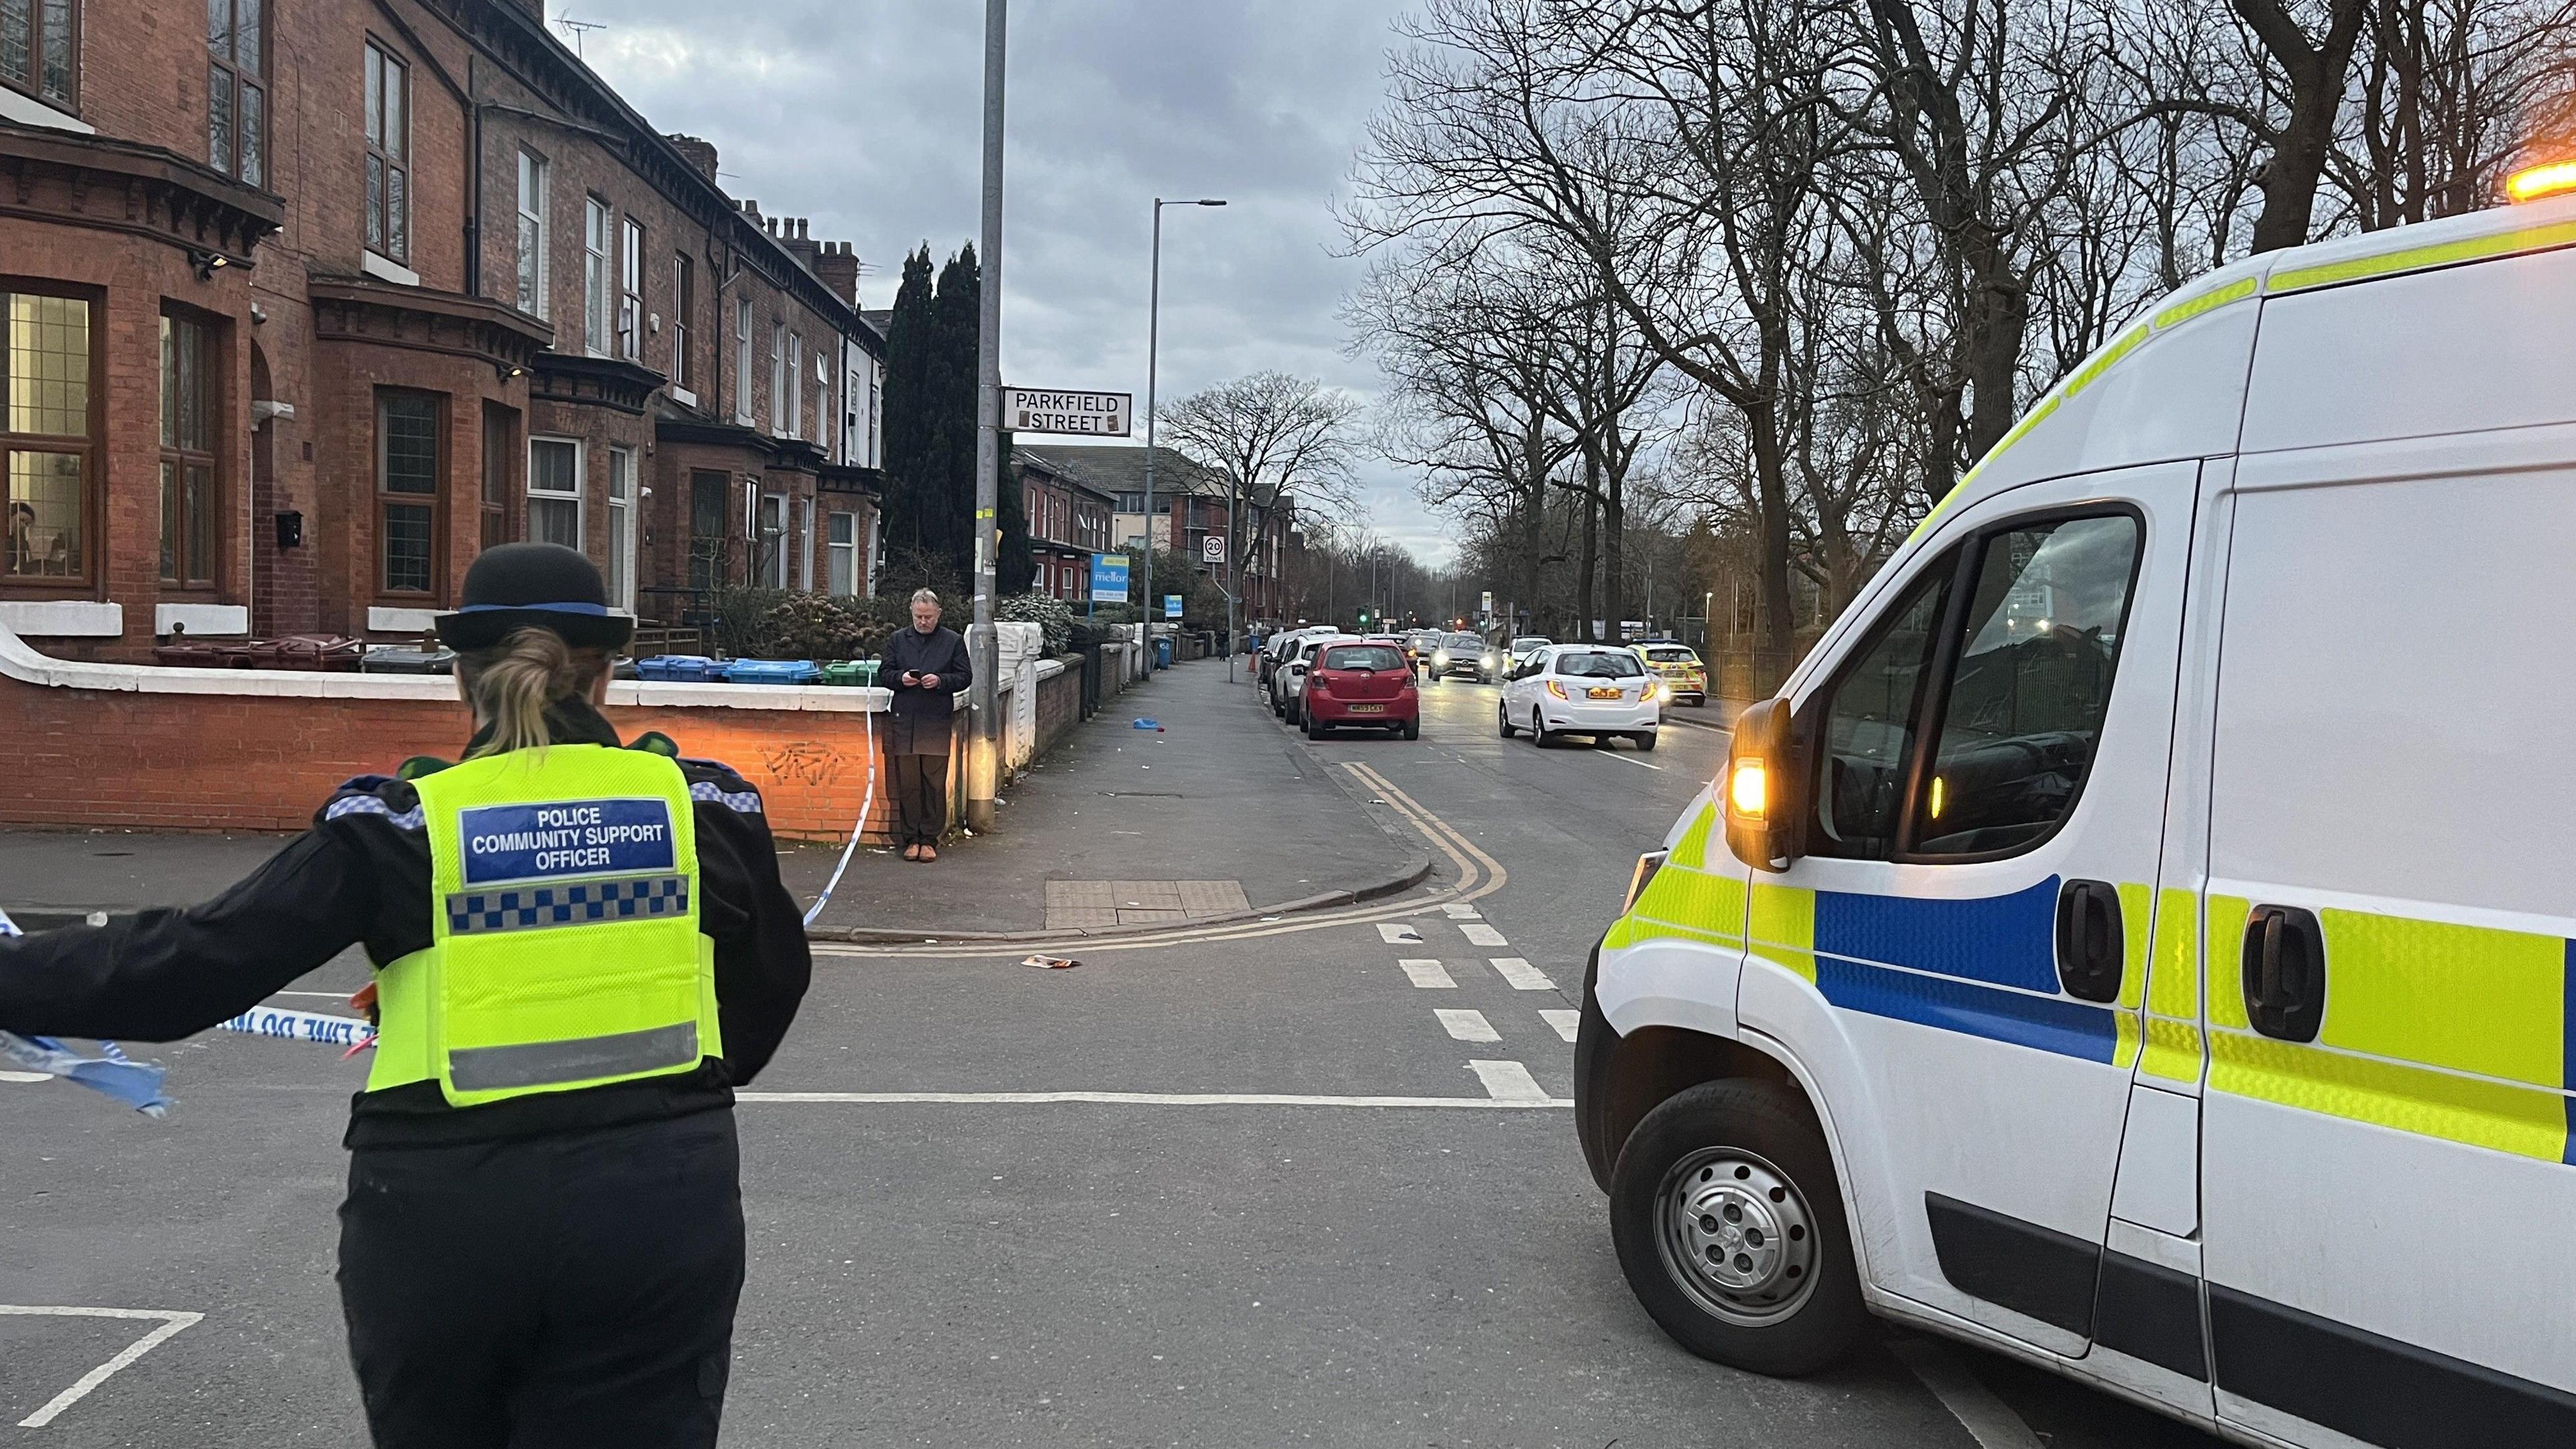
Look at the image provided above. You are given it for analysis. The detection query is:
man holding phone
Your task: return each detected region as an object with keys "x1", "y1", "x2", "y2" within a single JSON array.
[{"x1": 878, "y1": 588, "x2": 974, "y2": 861}]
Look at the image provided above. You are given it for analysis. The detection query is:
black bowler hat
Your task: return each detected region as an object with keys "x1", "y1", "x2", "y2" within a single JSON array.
[{"x1": 434, "y1": 543, "x2": 635, "y2": 651}]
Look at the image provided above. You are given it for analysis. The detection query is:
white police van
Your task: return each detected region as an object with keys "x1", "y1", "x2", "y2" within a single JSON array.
[{"x1": 1577, "y1": 184, "x2": 2576, "y2": 1448}]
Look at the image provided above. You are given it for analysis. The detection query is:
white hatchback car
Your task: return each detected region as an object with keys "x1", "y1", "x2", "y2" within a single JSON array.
[{"x1": 1499, "y1": 645, "x2": 1660, "y2": 750}]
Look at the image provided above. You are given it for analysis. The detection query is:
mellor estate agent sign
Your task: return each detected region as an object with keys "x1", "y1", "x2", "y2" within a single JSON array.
[{"x1": 1004, "y1": 388, "x2": 1133, "y2": 436}]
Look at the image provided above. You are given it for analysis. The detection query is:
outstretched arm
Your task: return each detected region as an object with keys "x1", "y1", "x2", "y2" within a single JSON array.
[{"x1": 0, "y1": 830, "x2": 374, "y2": 1042}]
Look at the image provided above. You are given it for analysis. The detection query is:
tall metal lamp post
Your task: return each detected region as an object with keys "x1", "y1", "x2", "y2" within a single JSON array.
[
  {"x1": 966, "y1": 0, "x2": 1008, "y2": 834},
  {"x1": 1140, "y1": 197, "x2": 1224, "y2": 674}
]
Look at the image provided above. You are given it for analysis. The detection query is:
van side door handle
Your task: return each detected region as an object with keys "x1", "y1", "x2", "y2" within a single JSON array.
[
  {"x1": 2241, "y1": 905, "x2": 2326, "y2": 1042},
  {"x1": 2054, "y1": 879, "x2": 2125, "y2": 1004}
]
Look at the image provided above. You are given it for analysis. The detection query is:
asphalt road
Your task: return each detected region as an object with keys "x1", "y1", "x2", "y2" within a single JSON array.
[{"x1": 0, "y1": 665, "x2": 2228, "y2": 1448}]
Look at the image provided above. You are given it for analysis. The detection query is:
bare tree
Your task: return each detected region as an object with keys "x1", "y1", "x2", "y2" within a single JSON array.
[{"x1": 1157, "y1": 372, "x2": 1363, "y2": 624}]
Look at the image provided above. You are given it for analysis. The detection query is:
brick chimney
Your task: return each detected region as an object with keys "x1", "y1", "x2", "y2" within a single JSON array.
[
  {"x1": 665, "y1": 134, "x2": 718, "y2": 184},
  {"x1": 777, "y1": 217, "x2": 822, "y2": 273},
  {"x1": 813, "y1": 240, "x2": 861, "y2": 306}
]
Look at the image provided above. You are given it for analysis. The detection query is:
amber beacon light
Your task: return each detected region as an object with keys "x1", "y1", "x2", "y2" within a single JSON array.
[{"x1": 2506, "y1": 160, "x2": 2576, "y2": 203}]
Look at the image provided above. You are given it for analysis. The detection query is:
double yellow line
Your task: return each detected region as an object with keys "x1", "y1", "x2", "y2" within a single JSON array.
[{"x1": 812, "y1": 761, "x2": 1507, "y2": 960}]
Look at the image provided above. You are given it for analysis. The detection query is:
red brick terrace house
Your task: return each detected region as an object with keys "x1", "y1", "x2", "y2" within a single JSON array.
[
  {"x1": 1010, "y1": 447, "x2": 1114, "y2": 602},
  {"x1": 0, "y1": 0, "x2": 883, "y2": 660}
]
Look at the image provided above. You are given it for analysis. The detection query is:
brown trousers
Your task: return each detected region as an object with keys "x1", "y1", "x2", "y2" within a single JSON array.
[{"x1": 892, "y1": 753, "x2": 949, "y2": 847}]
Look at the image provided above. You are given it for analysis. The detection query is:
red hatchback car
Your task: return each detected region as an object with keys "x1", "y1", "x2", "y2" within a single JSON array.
[{"x1": 1302, "y1": 639, "x2": 1420, "y2": 740}]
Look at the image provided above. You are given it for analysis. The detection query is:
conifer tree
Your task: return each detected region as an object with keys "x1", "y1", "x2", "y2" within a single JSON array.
[{"x1": 877, "y1": 246, "x2": 937, "y2": 553}]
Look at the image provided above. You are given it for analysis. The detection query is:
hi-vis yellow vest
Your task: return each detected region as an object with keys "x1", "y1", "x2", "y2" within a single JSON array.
[{"x1": 367, "y1": 744, "x2": 721, "y2": 1108}]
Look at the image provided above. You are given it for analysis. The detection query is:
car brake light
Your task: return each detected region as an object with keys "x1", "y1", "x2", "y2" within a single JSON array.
[
  {"x1": 1641, "y1": 679, "x2": 1660, "y2": 702},
  {"x1": 1546, "y1": 680, "x2": 1568, "y2": 700}
]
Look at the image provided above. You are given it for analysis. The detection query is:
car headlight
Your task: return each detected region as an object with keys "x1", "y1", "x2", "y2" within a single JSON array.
[{"x1": 1433, "y1": 651, "x2": 1448, "y2": 665}]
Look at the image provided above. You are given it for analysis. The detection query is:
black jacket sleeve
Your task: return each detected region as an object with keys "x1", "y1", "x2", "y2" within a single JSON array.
[
  {"x1": 939, "y1": 629, "x2": 973, "y2": 698},
  {"x1": 685, "y1": 782, "x2": 811, "y2": 1086},
  {"x1": 0, "y1": 828, "x2": 376, "y2": 1042}
]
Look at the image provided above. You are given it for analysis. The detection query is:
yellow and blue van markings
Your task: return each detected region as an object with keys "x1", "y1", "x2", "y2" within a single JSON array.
[{"x1": 1745, "y1": 878, "x2": 2139, "y2": 1067}]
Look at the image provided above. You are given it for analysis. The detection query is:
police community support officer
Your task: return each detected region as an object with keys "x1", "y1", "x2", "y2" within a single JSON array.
[{"x1": 0, "y1": 543, "x2": 812, "y2": 1449}]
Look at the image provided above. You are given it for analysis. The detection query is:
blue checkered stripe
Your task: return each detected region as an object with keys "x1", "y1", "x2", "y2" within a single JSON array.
[{"x1": 445, "y1": 875, "x2": 691, "y2": 936}]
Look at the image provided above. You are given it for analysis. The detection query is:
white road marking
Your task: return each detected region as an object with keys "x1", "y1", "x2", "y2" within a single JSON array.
[
  {"x1": 1595, "y1": 749, "x2": 1665, "y2": 770},
  {"x1": 1, "y1": 1070, "x2": 50, "y2": 1084},
  {"x1": 1440, "y1": 904, "x2": 1482, "y2": 920},
  {"x1": 1397, "y1": 959, "x2": 1456, "y2": 989},
  {"x1": 737, "y1": 1089, "x2": 1568, "y2": 1109},
  {"x1": 1889, "y1": 1339, "x2": 2045, "y2": 1449},
  {"x1": 1458, "y1": 922, "x2": 1509, "y2": 947},
  {"x1": 1466, "y1": 1060, "x2": 1553, "y2": 1103},
  {"x1": 1540, "y1": 1009, "x2": 1580, "y2": 1042},
  {"x1": 0, "y1": 1306, "x2": 204, "y2": 1428},
  {"x1": 1376, "y1": 923, "x2": 1422, "y2": 944},
  {"x1": 1434, "y1": 1008, "x2": 1500, "y2": 1043},
  {"x1": 1489, "y1": 957, "x2": 1556, "y2": 991}
]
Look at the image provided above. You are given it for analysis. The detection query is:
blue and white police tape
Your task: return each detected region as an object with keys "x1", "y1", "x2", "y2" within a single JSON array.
[
  {"x1": 216, "y1": 1005, "x2": 375, "y2": 1051},
  {"x1": 800, "y1": 705, "x2": 879, "y2": 928},
  {"x1": 0, "y1": 905, "x2": 175, "y2": 1117}
]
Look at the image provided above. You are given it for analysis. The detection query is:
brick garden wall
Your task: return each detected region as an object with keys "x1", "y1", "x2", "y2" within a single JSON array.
[
  {"x1": 1034, "y1": 655, "x2": 1083, "y2": 755},
  {"x1": 0, "y1": 679, "x2": 908, "y2": 845}
]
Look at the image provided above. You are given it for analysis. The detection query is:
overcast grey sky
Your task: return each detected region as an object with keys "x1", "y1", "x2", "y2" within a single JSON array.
[{"x1": 557, "y1": 0, "x2": 1452, "y2": 563}]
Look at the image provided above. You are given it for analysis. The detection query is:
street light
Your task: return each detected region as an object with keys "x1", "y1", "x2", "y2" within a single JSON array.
[{"x1": 1141, "y1": 197, "x2": 1225, "y2": 674}]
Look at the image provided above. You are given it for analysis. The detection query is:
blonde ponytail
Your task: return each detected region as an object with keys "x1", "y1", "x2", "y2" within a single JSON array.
[{"x1": 457, "y1": 628, "x2": 612, "y2": 758}]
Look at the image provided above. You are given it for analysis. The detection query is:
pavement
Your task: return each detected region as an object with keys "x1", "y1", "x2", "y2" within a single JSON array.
[
  {"x1": 0, "y1": 667, "x2": 2229, "y2": 1448},
  {"x1": 788, "y1": 659, "x2": 1426, "y2": 940}
]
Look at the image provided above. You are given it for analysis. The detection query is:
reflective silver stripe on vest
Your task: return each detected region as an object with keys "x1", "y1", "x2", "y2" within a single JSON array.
[
  {"x1": 445, "y1": 875, "x2": 690, "y2": 936},
  {"x1": 447, "y1": 1022, "x2": 700, "y2": 1092}
]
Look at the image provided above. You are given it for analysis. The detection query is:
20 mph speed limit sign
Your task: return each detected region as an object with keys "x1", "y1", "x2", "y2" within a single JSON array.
[
  {"x1": 1002, "y1": 388, "x2": 1132, "y2": 436},
  {"x1": 1201, "y1": 535, "x2": 1226, "y2": 564}
]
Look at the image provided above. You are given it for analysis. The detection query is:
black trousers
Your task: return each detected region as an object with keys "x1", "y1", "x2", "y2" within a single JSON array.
[
  {"x1": 892, "y1": 751, "x2": 949, "y2": 847},
  {"x1": 337, "y1": 1111, "x2": 747, "y2": 1449}
]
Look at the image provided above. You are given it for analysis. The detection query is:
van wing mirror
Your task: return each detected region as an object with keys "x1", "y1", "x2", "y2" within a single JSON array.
[{"x1": 1723, "y1": 698, "x2": 1807, "y2": 871}]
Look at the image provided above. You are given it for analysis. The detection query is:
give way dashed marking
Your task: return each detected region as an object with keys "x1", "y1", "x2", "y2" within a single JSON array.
[{"x1": 0, "y1": 1305, "x2": 203, "y2": 1428}]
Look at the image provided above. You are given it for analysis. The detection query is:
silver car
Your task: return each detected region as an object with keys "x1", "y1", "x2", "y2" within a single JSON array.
[{"x1": 1428, "y1": 631, "x2": 1499, "y2": 682}]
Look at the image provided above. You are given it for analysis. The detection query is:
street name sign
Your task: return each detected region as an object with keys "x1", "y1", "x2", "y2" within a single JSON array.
[{"x1": 1003, "y1": 388, "x2": 1132, "y2": 436}]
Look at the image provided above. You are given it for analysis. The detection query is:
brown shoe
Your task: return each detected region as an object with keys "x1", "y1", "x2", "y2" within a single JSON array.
[
  {"x1": 918, "y1": 845, "x2": 938, "y2": 863},
  {"x1": 902, "y1": 843, "x2": 922, "y2": 861}
]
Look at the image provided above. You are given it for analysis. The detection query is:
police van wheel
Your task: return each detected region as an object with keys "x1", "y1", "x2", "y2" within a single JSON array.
[{"x1": 1609, "y1": 1080, "x2": 1866, "y2": 1377}]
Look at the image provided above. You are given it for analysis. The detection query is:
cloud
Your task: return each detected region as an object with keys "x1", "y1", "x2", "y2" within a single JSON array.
[{"x1": 558, "y1": 0, "x2": 1454, "y2": 564}]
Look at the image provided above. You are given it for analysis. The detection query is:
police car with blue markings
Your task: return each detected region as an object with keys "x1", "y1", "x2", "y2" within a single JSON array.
[{"x1": 1574, "y1": 178, "x2": 2576, "y2": 1448}]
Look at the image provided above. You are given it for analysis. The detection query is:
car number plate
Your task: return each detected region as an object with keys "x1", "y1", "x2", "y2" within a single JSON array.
[
  {"x1": 1587, "y1": 686, "x2": 1622, "y2": 700},
  {"x1": 1349, "y1": 703, "x2": 1386, "y2": 714}
]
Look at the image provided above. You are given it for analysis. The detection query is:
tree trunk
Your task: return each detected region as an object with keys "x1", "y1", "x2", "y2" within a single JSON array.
[
  {"x1": 1748, "y1": 399, "x2": 1796, "y2": 673},
  {"x1": 2237, "y1": 0, "x2": 2371, "y2": 254},
  {"x1": 1576, "y1": 484, "x2": 1599, "y2": 643},
  {"x1": 1960, "y1": 237, "x2": 2031, "y2": 467},
  {"x1": 1603, "y1": 462, "x2": 1626, "y2": 643}
]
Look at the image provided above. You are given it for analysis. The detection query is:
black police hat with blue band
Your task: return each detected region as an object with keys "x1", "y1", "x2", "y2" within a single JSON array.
[{"x1": 433, "y1": 543, "x2": 635, "y2": 651}]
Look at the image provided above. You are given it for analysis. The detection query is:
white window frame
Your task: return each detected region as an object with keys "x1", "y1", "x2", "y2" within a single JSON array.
[
  {"x1": 618, "y1": 216, "x2": 643, "y2": 362},
  {"x1": 606, "y1": 445, "x2": 636, "y2": 611},
  {"x1": 583, "y1": 197, "x2": 612, "y2": 357},
  {"x1": 527, "y1": 435, "x2": 584, "y2": 551},
  {"x1": 756, "y1": 491, "x2": 786, "y2": 588},
  {"x1": 795, "y1": 495, "x2": 814, "y2": 590},
  {"x1": 732, "y1": 298, "x2": 753, "y2": 425},
  {"x1": 516, "y1": 150, "x2": 549, "y2": 320},
  {"x1": 769, "y1": 322, "x2": 787, "y2": 435},
  {"x1": 827, "y1": 511, "x2": 857, "y2": 596},
  {"x1": 671, "y1": 252, "x2": 693, "y2": 390},
  {"x1": 786, "y1": 331, "x2": 803, "y2": 441}
]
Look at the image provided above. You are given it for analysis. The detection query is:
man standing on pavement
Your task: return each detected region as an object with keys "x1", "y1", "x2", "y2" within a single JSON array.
[{"x1": 879, "y1": 588, "x2": 973, "y2": 863}]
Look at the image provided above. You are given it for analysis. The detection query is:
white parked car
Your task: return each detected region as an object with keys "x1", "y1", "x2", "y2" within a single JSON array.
[
  {"x1": 1499, "y1": 645, "x2": 1660, "y2": 749},
  {"x1": 1272, "y1": 635, "x2": 1342, "y2": 724}
]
